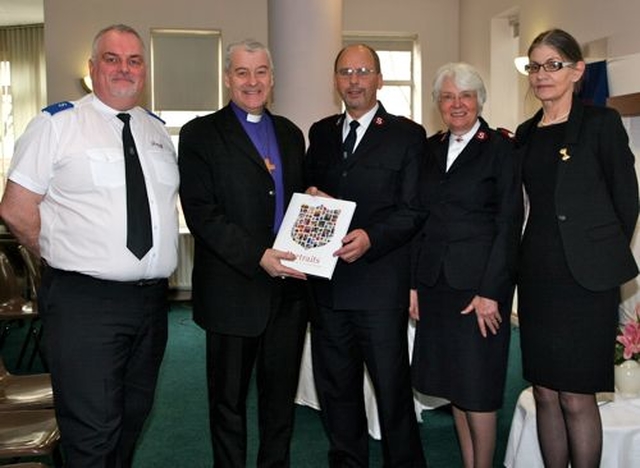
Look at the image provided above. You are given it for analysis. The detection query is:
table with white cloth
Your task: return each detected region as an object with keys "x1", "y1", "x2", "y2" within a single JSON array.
[
  {"x1": 295, "y1": 319, "x2": 448, "y2": 440},
  {"x1": 168, "y1": 227, "x2": 194, "y2": 291},
  {"x1": 504, "y1": 387, "x2": 640, "y2": 468}
]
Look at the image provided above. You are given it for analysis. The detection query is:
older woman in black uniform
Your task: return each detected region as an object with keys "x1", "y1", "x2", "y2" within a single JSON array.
[
  {"x1": 516, "y1": 29, "x2": 638, "y2": 467},
  {"x1": 410, "y1": 62, "x2": 522, "y2": 468}
]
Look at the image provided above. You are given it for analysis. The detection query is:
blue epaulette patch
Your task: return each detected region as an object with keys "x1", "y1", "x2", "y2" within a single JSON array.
[
  {"x1": 42, "y1": 101, "x2": 74, "y2": 115},
  {"x1": 145, "y1": 109, "x2": 165, "y2": 124}
]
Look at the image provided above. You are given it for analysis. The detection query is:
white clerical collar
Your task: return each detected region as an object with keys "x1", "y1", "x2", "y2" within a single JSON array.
[{"x1": 246, "y1": 113, "x2": 263, "y2": 123}]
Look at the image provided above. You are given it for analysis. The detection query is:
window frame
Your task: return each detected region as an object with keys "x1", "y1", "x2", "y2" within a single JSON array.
[
  {"x1": 343, "y1": 33, "x2": 421, "y2": 122},
  {"x1": 150, "y1": 28, "x2": 223, "y2": 138}
]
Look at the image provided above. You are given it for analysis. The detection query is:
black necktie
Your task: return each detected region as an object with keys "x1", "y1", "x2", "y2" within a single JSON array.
[
  {"x1": 343, "y1": 120, "x2": 360, "y2": 158},
  {"x1": 117, "y1": 113, "x2": 153, "y2": 260}
]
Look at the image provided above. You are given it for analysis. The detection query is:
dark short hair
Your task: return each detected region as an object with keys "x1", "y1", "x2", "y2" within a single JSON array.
[
  {"x1": 527, "y1": 28, "x2": 584, "y2": 92},
  {"x1": 333, "y1": 44, "x2": 381, "y2": 74},
  {"x1": 527, "y1": 28, "x2": 584, "y2": 63}
]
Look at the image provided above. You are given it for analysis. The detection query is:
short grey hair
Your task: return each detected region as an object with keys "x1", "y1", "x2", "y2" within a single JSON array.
[
  {"x1": 432, "y1": 62, "x2": 487, "y2": 113},
  {"x1": 225, "y1": 39, "x2": 274, "y2": 73},
  {"x1": 91, "y1": 24, "x2": 145, "y2": 62}
]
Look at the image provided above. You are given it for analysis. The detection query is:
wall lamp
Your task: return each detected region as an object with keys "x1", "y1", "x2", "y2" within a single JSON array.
[
  {"x1": 81, "y1": 74, "x2": 93, "y2": 93},
  {"x1": 514, "y1": 56, "x2": 529, "y2": 76}
]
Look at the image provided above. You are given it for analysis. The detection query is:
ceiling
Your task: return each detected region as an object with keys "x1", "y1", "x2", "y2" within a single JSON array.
[{"x1": 0, "y1": 0, "x2": 43, "y2": 26}]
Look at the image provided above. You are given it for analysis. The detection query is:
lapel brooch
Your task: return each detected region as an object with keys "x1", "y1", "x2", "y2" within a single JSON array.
[
  {"x1": 374, "y1": 116, "x2": 384, "y2": 126},
  {"x1": 559, "y1": 148, "x2": 571, "y2": 161},
  {"x1": 475, "y1": 131, "x2": 488, "y2": 141}
]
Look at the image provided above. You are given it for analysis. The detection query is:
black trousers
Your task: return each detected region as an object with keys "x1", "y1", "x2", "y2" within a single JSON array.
[
  {"x1": 311, "y1": 306, "x2": 426, "y2": 468},
  {"x1": 205, "y1": 288, "x2": 307, "y2": 468},
  {"x1": 39, "y1": 267, "x2": 169, "y2": 468}
]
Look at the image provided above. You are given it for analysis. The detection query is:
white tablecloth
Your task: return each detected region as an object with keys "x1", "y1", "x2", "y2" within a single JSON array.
[
  {"x1": 504, "y1": 387, "x2": 640, "y2": 467},
  {"x1": 169, "y1": 228, "x2": 194, "y2": 290},
  {"x1": 295, "y1": 320, "x2": 448, "y2": 440}
]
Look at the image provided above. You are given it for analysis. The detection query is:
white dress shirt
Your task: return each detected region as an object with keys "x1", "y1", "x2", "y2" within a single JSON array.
[
  {"x1": 446, "y1": 119, "x2": 481, "y2": 171},
  {"x1": 8, "y1": 94, "x2": 179, "y2": 281},
  {"x1": 343, "y1": 103, "x2": 380, "y2": 152}
]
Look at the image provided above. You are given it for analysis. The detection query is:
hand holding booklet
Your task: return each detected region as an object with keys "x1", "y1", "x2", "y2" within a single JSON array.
[{"x1": 273, "y1": 193, "x2": 356, "y2": 279}]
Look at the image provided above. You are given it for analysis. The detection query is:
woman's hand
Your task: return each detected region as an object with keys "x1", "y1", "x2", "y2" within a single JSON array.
[{"x1": 461, "y1": 295, "x2": 501, "y2": 338}]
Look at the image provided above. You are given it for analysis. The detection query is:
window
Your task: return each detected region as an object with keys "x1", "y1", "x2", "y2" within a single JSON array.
[
  {"x1": 0, "y1": 24, "x2": 46, "y2": 192},
  {"x1": 343, "y1": 34, "x2": 420, "y2": 121},
  {"x1": 1, "y1": 60, "x2": 12, "y2": 182},
  {"x1": 150, "y1": 29, "x2": 223, "y2": 147}
]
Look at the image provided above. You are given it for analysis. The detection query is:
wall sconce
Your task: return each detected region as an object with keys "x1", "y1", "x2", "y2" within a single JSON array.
[
  {"x1": 514, "y1": 56, "x2": 529, "y2": 76},
  {"x1": 81, "y1": 75, "x2": 93, "y2": 93}
]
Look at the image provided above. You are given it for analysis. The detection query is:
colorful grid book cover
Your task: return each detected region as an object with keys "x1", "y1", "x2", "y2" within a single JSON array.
[{"x1": 273, "y1": 193, "x2": 356, "y2": 279}]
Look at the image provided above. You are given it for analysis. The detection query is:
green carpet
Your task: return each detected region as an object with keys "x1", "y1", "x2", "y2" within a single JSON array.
[{"x1": 1, "y1": 304, "x2": 529, "y2": 467}]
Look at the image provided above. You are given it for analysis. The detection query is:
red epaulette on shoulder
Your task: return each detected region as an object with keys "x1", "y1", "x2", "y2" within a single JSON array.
[{"x1": 497, "y1": 127, "x2": 515, "y2": 140}]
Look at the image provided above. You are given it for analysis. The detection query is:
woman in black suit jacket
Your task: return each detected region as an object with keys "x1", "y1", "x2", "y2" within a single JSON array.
[
  {"x1": 516, "y1": 29, "x2": 638, "y2": 468},
  {"x1": 410, "y1": 63, "x2": 522, "y2": 468}
]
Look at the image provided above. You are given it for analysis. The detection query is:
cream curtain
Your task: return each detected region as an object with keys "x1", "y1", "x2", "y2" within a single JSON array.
[{"x1": 0, "y1": 24, "x2": 46, "y2": 189}]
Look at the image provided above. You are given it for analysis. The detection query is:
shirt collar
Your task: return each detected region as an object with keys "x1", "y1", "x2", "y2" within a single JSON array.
[
  {"x1": 344, "y1": 102, "x2": 379, "y2": 133},
  {"x1": 231, "y1": 101, "x2": 265, "y2": 123},
  {"x1": 90, "y1": 93, "x2": 139, "y2": 121},
  {"x1": 450, "y1": 119, "x2": 481, "y2": 144}
]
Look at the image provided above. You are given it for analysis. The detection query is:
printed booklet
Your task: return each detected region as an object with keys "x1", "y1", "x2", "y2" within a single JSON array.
[{"x1": 273, "y1": 193, "x2": 356, "y2": 279}]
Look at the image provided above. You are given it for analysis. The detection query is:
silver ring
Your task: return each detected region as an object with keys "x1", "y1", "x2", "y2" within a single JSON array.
[{"x1": 280, "y1": 275, "x2": 286, "y2": 280}]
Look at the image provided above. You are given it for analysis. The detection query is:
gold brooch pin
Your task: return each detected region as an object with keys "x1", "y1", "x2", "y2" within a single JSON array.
[{"x1": 559, "y1": 148, "x2": 571, "y2": 161}]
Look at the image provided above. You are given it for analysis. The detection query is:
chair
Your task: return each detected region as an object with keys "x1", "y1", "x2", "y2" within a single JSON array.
[
  {"x1": 16, "y1": 245, "x2": 45, "y2": 369},
  {"x1": 2, "y1": 463, "x2": 50, "y2": 468},
  {"x1": 18, "y1": 245, "x2": 42, "y2": 303},
  {"x1": 0, "y1": 409, "x2": 62, "y2": 466},
  {"x1": 0, "y1": 356, "x2": 53, "y2": 410},
  {"x1": 0, "y1": 250, "x2": 34, "y2": 351}
]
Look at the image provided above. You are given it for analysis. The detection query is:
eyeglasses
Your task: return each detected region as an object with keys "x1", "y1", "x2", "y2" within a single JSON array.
[
  {"x1": 336, "y1": 67, "x2": 376, "y2": 78},
  {"x1": 100, "y1": 53, "x2": 144, "y2": 69},
  {"x1": 438, "y1": 91, "x2": 477, "y2": 105},
  {"x1": 524, "y1": 60, "x2": 575, "y2": 74}
]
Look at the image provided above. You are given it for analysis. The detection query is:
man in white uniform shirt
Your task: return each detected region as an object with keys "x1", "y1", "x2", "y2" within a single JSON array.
[{"x1": 0, "y1": 24, "x2": 178, "y2": 467}]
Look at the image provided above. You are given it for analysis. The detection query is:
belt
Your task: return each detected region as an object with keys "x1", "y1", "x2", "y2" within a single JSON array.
[
  {"x1": 44, "y1": 265, "x2": 165, "y2": 287},
  {"x1": 121, "y1": 278, "x2": 164, "y2": 287}
]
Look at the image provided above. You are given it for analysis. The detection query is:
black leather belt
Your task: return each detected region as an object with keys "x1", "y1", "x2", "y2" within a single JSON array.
[
  {"x1": 122, "y1": 278, "x2": 163, "y2": 287},
  {"x1": 44, "y1": 265, "x2": 164, "y2": 287}
]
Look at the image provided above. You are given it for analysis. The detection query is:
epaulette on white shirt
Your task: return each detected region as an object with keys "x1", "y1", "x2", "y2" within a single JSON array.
[
  {"x1": 42, "y1": 101, "x2": 74, "y2": 115},
  {"x1": 145, "y1": 109, "x2": 165, "y2": 124}
]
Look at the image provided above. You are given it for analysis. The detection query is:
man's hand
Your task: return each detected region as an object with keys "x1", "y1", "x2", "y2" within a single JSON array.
[
  {"x1": 259, "y1": 248, "x2": 307, "y2": 280},
  {"x1": 334, "y1": 229, "x2": 371, "y2": 263},
  {"x1": 409, "y1": 289, "x2": 420, "y2": 321},
  {"x1": 305, "y1": 186, "x2": 333, "y2": 198}
]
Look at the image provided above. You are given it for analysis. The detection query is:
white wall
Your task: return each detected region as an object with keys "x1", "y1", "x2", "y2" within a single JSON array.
[
  {"x1": 44, "y1": 1, "x2": 640, "y2": 131},
  {"x1": 43, "y1": 0, "x2": 459, "y2": 134},
  {"x1": 460, "y1": 0, "x2": 640, "y2": 124},
  {"x1": 621, "y1": 116, "x2": 640, "y2": 322},
  {"x1": 44, "y1": 0, "x2": 268, "y2": 106},
  {"x1": 344, "y1": 0, "x2": 459, "y2": 132}
]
